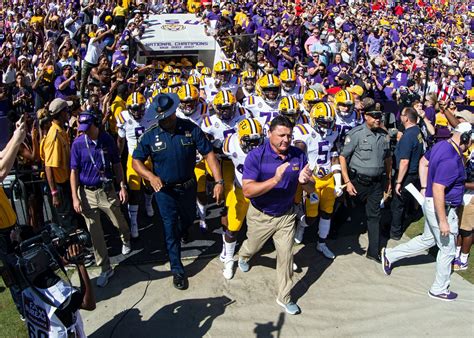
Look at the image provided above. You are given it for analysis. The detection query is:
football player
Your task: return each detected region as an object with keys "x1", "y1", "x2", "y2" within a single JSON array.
[
  {"x1": 200, "y1": 61, "x2": 243, "y2": 103},
  {"x1": 190, "y1": 61, "x2": 205, "y2": 77},
  {"x1": 292, "y1": 102, "x2": 343, "y2": 259},
  {"x1": 167, "y1": 76, "x2": 183, "y2": 93},
  {"x1": 201, "y1": 90, "x2": 248, "y2": 235},
  {"x1": 176, "y1": 84, "x2": 209, "y2": 230},
  {"x1": 302, "y1": 88, "x2": 325, "y2": 118},
  {"x1": 241, "y1": 70, "x2": 257, "y2": 98},
  {"x1": 244, "y1": 74, "x2": 281, "y2": 127},
  {"x1": 280, "y1": 69, "x2": 304, "y2": 101},
  {"x1": 116, "y1": 92, "x2": 154, "y2": 238},
  {"x1": 221, "y1": 118, "x2": 264, "y2": 279},
  {"x1": 334, "y1": 89, "x2": 363, "y2": 150},
  {"x1": 278, "y1": 96, "x2": 309, "y2": 126}
]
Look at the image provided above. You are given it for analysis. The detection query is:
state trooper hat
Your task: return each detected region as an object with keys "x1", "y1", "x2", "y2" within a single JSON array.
[{"x1": 144, "y1": 93, "x2": 180, "y2": 123}]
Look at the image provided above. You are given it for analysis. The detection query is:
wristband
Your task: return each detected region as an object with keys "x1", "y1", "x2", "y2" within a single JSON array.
[
  {"x1": 215, "y1": 179, "x2": 224, "y2": 185},
  {"x1": 420, "y1": 187, "x2": 426, "y2": 189},
  {"x1": 51, "y1": 190, "x2": 58, "y2": 196}
]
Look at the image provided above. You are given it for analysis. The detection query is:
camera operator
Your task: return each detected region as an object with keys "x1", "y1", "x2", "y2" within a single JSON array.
[
  {"x1": 21, "y1": 243, "x2": 95, "y2": 337},
  {"x1": 0, "y1": 118, "x2": 26, "y2": 254}
]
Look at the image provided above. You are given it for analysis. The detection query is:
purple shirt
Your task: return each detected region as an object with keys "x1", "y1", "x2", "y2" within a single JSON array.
[
  {"x1": 70, "y1": 132, "x2": 120, "y2": 187},
  {"x1": 54, "y1": 75, "x2": 76, "y2": 99},
  {"x1": 242, "y1": 140, "x2": 307, "y2": 216},
  {"x1": 425, "y1": 140, "x2": 466, "y2": 207}
]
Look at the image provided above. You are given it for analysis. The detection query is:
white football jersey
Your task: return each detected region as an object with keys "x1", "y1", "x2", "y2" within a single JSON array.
[
  {"x1": 281, "y1": 85, "x2": 305, "y2": 102},
  {"x1": 201, "y1": 77, "x2": 240, "y2": 104},
  {"x1": 335, "y1": 110, "x2": 363, "y2": 148},
  {"x1": 117, "y1": 110, "x2": 146, "y2": 154},
  {"x1": 176, "y1": 102, "x2": 208, "y2": 126},
  {"x1": 243, "y1": 95, "x2": 279, "y2": 127},
  {"x1": 222, "y1": 133, "x2": 247, "y2": 187},
  {"x1": 201, "y1": 107, "x2": 248, "y2": 148},
  {"x1": 293, "y1": 123, "x2": 339, "y2": 178},
  {"x1": 22, "y1": 280, "x2": 86, "y2": 338},
  {"x1": 242, "y1": 87, "x2": 256, "y2": 98}
]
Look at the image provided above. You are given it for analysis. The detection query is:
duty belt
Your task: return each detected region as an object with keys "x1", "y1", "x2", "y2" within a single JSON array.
[{"x1": 165, "y1": 177, "x2": 196, "y2": 190}]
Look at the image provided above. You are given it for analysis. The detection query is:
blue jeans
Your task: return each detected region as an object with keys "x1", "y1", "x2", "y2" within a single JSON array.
[{"x1": 155, "y1": 184, "x2": 197, "y2": 274}]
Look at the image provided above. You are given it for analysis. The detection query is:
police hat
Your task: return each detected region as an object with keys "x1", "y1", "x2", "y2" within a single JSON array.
[{"x1": 144, "y1": 93, "x2": 180, "y2": 123}]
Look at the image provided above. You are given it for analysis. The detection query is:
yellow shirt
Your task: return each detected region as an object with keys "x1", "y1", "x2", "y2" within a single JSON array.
[
  {"x1": 43, "y1": 122, "x2": 70, "y2": 184},
  {"x1": 0, "y1": 187, "x2": 16, "y2": 229},
  {"x1": 234, "y1": 12, "x2": 247, "y2": 26},
  {"x1": 110, "y1": 96, "x2": 126, "y2": 134},
  {"x1": 113, "y1": 5, "x2": 126, "y2": 17},
  {"x1": 30, "y1": 16, "x2": 44, "y2": 25}
]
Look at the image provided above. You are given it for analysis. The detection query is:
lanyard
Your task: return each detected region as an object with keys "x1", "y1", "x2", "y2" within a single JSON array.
[
  {"x1": 85, "y1": 135, "x2": 107, "y2": 176},
  {"x1": 448, "y1": 139, "x2": 462, "y2": 159}
]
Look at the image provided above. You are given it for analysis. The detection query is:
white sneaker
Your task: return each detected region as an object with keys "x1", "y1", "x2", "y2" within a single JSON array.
[
  {"x1": 130, "y1": 224, "x2": 139, "y2": 239},
  {"x1": 223, "y1": 260, "x2": 234, "y2": 280},
  {"x1": 97, "y1": 269, "x2": 114, "y2": 287},
  {"x1": 317, "y1": 242, "x2": 335, "y2": 259},
  {"x1": 146, "y1": 205, "x2": 154, "y2": 217},
  {"x1": 122, "y1": 241, "x2": 132, "y2": 255},
  {"x1": 294, "y1": 224, "x2": 306, "y2": 244}
]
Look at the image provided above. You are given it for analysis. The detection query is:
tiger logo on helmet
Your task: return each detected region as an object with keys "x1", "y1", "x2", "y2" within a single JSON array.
[
  {"x1": 278, "y1": 96, "x2": 301, "y2": 124},
  {"x1": 257, "y1": 74, "x2": 281, "y2": 105},
  {"x1": 126, "y1": 92, "x2": 146, "y2": 120},
  {"x1": 237, "y1": 118, "x2": 264, "y2": 154},
  {"x1": 213, "y1": 90, "x2": 237, "y2": 121},
  {"x1": 177, "y1": 84, "x2": 199, "y2": 116},
  {"x1": 303, "y1": 89, "x2": 325, "y2": 113},
  {"x1": 310, "y1": 102, "x2": 336, "y2": 138},
  {"x1": 334, "y1": 90, "x2": 354, "y2": 118}
]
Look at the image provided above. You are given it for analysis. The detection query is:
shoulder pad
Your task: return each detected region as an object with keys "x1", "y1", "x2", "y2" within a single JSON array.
[
  {"x1": 246, "y1": 96, "x2": 256, "y2": 105},
  {"x1": 223, "y1": 134, "x2": 232, "y2": 154},
  {"x1": 202, "y1": 115, "x2": 212, "y2": 128},
  {"x1": 294, "y1": 124, "x2": 310, "y2": 136}
]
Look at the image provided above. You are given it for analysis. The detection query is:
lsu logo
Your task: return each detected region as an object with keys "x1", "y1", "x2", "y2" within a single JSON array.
[{"x1": 161, "y1": 24, "x2": 185, "y2": 31}]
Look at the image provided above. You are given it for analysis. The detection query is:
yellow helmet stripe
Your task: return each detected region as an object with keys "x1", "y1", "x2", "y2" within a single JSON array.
[
  {"x1": 268, "y1": 75, "x2": 274, "y2": 86},
  {"x1": 185, "y1": 85, "x2": 191, "y2": 98}
]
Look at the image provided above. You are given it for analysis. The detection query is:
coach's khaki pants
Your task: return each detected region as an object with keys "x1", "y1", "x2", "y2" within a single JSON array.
[
  {"x1": 79, "y1": 186, "x2": 130, "y2": 272},
  {"x1": 239, "y1": 204, "x2": 296, "y2": 304}
]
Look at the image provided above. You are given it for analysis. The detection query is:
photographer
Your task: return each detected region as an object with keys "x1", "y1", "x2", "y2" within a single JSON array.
[{"x1": 18, "y1": 242, "x2": 95, "y2": 337}]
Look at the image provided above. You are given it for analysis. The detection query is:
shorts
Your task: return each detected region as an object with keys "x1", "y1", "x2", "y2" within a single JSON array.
[
  {"x1": 306, "y1": 173, "x2": 335, "y2": 218},
  {"x1": 127, "y1": 155, "x2": 152, "y2": 191},
  {"x1": 458, "y1": 197, "x2": 474, "y2": 231},
  {"x1": 226, "y1": 185, "x2": 250, "y2": 232}
]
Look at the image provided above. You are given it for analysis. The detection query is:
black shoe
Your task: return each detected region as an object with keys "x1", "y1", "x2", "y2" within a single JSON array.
[
  {"x1": 366, "y1": 253, "x2": 381, "y2": 263},
  {"x1": 173, "y1": 273, "x2": 188, "y2": 290},
  {"x1": 390, "y1": 234, "x2": 402, "y2": 241}
]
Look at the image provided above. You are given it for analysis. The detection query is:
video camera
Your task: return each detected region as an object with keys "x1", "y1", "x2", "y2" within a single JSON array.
[{"x1": 0, "y1": 224, "x2": 91, "y2": 291}]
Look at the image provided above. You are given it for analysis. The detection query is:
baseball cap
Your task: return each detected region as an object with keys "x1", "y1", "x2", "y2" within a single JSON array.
[
  {"x1": 454, "y1": 121, "x2": 473, "y2": 134},
  {"x1": 49, "y1": 98, "x2": 73, "y2": 116},
  {"x1": 78, "y1": 112, "x2": 97, "y2": 132},
  {"x1": 454, "y1": 110, "x2": 473, "y2": 124}
]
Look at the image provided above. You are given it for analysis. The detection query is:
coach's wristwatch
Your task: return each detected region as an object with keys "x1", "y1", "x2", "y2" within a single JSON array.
[
  {"x1": 215, "y1": 179, "x2": 224, "y2": 185},
  {"x1": 120, "y1": 182, "x2": 128, "y2": 190}
]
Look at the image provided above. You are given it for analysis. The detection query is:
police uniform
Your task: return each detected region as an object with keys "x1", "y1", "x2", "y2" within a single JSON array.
[
  {"x1": 133, "y1": 117, "x2": 213, "y2": 276},
  {"x1": 340, "y1": 122, "x2": 390, "y2": 259}
]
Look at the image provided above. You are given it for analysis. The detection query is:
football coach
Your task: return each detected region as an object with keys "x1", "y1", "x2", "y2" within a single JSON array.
[{"x1": 237, "y1": 115, "x2": 315, "y2": 315}]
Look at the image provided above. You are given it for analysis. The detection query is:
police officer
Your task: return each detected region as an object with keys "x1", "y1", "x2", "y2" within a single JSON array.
[
  {"x1": 132, "y1": 93, "x2": 224, "y2": 290},
  {"x1": 339, "y1": 108, "x2": 392, "y2": 262}
]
